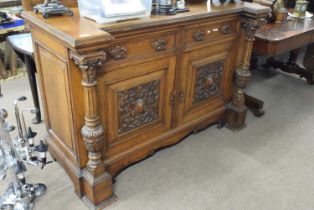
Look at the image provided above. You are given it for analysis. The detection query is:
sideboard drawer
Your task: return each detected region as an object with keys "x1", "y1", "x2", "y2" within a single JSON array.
[
  {"x1": 185, "y1": 18, "x2": 238, "y2": 48},
  {"x1": 106, "y1": 32, "x2": 176, "y2": 63}
]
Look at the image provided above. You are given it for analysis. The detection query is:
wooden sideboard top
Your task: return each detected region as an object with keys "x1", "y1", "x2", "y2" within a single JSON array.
[
  {"x1": 256, "y1": 17, "x2": 314, "y2": 42},
  {"x1": 22, "y1": 2, "x2": 269, "y2": 50}
]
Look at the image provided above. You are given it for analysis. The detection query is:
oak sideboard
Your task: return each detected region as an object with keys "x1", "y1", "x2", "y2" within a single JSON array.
[{"x1": 22, "y1": 2, "x2": 269, "y2": 209}]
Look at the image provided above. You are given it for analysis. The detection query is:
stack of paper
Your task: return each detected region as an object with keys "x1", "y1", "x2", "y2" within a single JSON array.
[{"x1": 102, "y1": 0, "x2": 146, "y2": 17}]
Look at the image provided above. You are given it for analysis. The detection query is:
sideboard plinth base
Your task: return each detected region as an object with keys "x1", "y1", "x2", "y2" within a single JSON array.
[
  {"x1": 82, "y1": 170, "x2": 115, "y2": 209},
  {"x1": 226, "y1": 104, "x2": 247, "y2": 130},
  {"x1": 82, "y1": 194, "x2": 118, "y2": 210}
]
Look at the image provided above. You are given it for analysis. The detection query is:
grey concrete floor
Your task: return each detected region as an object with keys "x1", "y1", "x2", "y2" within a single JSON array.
[{"x1": 0, "y1": 62, "x2": 314, "y2": 210}]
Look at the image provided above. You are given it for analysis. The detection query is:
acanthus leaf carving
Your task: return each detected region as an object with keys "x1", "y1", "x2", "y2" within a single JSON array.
[
  {"x1": 117, "y1": 80, "x2": 160, "y2": 135},
  {"x1": 241, "y1": 18, "x2": 260, "y2": 41},
  {"x1": 70, "y1": 50, "x2": 107, "y2": 86}
]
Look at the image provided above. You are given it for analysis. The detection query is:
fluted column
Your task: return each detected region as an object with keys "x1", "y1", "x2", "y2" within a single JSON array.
[
  {"x1": 70, "y1": 50, "x2": 106, "y2": 175},
  {"x1": 70, "y1": 50, "x2": 115, "y2": 208},
  {"x1": 227, "y1": 17, "x2": 260, "y2": 129}
]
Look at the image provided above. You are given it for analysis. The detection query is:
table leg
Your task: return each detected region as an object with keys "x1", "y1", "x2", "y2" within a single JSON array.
[
  {"x1": 250, "y1": 52, "x2": 259, "y2": 70},
  {"x1": 0, "y1": 52, "x2": 7, "y2": 79},
  {"x1": 4, "y1": 42, "x2": 17, "y2": 76},
  {"x1": 3, "y1": 42, "x2": 10, "y2": 74},
  {"x1": 303, "y1": 43, "x2": 314, "y2": 73},
  {"x1": 264, "y1": 49, "x2": 314, "y2": 85},
  {"x1": 24, "y1": 55, "x2": 41, "y2": 124},
  {"x1": 244, "y1": 94, "x2": 265, "y2": 117},
  {"x1": 0, "y1": 51, "x2": 4, "y2": 97},
  {"x1": 10, "y1": 51, "x2": 17, "y2": 76}
]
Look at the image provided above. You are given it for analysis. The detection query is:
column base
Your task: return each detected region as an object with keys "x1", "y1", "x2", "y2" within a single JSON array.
[
  {"x1": 82, "y1": 170, "x2": 116, "y2": 209},
  {"x1": 226, "y1": 103, "x2": 247, "y2": 130},
  {"x1": 82, "y1": 195, "x2": 117, "y2": 210}
]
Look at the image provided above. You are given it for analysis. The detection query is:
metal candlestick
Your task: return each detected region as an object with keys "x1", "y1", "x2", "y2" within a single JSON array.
[{"x1": 0, "y1": 97, "x2": 52, "y2": 210}]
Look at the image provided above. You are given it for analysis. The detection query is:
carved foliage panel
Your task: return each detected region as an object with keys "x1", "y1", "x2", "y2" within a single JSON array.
[
  {"x1": 193, "y1": 60, "x2": 224, "y2": 104},
  {"x1": 117, "y1": 80, "x2": 161, "y2": 135},
  {"x1": 104, "y1": 57, "x2": 176, "y2": 145}
]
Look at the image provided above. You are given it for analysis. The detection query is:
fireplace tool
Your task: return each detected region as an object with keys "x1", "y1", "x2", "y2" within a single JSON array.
[{"x1": 0, "y1": 96, "x2": 52, "y2": 210}]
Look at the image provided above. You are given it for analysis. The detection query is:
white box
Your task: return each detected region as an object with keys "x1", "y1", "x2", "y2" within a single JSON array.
[{"x1": 77, "y1": 0, "x2": 152, "y2": 24}]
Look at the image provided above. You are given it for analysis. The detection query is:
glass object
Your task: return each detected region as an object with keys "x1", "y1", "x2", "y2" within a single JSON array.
[
  {"x1": 0, "y1": 148, "x2": 7, "y2": 180},
  {"x1": 275, "y1": 7, "x2": 288, "y2": 22},
  {"x1": 77, "y1": 0, "x2": 153, "y2": 23},
  {"x1": 293, "y1": 0, "x2": 309, "y2": 17},
  {"x1": 0, "y1": 98, "x2": 50, "y2": 210}
]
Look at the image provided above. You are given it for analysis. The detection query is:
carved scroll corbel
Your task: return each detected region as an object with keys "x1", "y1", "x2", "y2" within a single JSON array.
[{"x1": 69, "y1": 50, "x2": 107, "y2": 175}]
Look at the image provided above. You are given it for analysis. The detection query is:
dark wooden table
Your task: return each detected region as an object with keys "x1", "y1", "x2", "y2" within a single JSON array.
[
  {"x1": 246, "y1": 16, "x2": 314, "y2": 116},
  {"x1": 7, "y1": 33, "x2": 41, "y2": 124}
]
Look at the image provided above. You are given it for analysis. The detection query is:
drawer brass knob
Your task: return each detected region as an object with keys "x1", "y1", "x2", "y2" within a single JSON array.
[
  {"x1": 194, "y1": 30, "x2": 205, "y2": 41},
  {"x1": 109, "y1": 46, "x2": 128, "y2": 60},
  {"x1": 170, "y1": 91, "x2": 176, "y2": 104},
  {"x1": 221, "y1": 24, "x2": 232, "y2": 35},
  {"x1": 204, "y1": 75, "x2": 214, "y2": 87},
  {"x1": 134, "y1": 99, "x2": 145, "y2": 114},
  {"x1": 152, "y1": 39, "x2": 167, "y2": 51}
]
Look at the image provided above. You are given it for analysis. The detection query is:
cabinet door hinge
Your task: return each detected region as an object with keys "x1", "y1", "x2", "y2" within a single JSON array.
[
  {"x1": 179, "y1": 92, "x2": 185, "y2": 101},
  {"x1": 170, "y1": 91, "x2": 176, "y2": 104}
]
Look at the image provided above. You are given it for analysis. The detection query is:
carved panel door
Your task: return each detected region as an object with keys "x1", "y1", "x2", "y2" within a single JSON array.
[
  {"x1": 100, "y1": 57, "x2": 175, "y2": 150},
  {"x1": 175, "y1": 42, "x2": 235, "y2": 125}
]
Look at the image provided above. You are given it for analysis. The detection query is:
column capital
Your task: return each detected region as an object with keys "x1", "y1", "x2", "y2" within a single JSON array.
[
  {"x1": 241, "y1": 18, "x2": 260, "y2": 41},
  {"x1": 70, "y1": 50, "x2": 107, "y2": 86}
]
